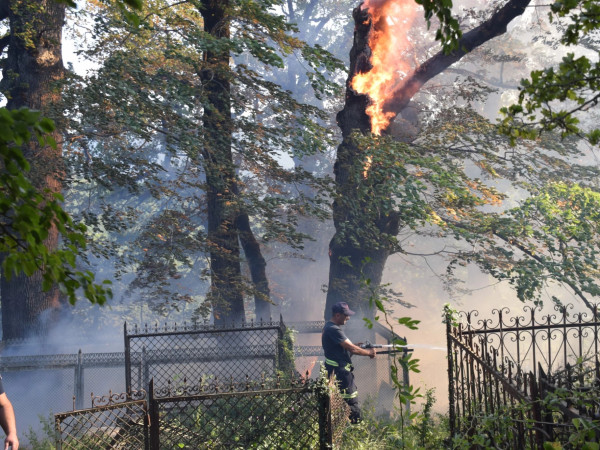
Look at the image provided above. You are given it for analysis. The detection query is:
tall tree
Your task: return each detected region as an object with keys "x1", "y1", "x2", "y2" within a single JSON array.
[
  {"x1": 325, "y1": 0, "x2": 600, "y2": 319},
  {"x1": 63, "y1": 0, "x2": 340, "y2": 324},
  {"x1": 200, "y1": 0, "x2": 246, "y2": 323},
  {"x1": 0, "y1": 0, "x2": 67, "y2": 338}
]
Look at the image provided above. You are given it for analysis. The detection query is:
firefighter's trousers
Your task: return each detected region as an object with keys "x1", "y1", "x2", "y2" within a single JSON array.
[{"x1": 325, "y1": 362, "x2": 361, "y2": 423}]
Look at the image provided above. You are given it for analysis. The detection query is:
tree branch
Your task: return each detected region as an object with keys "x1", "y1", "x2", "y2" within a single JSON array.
[
  {"x1": 286, "y1": 0, "x2": 295, "y2": 23},
  {"x1": 235, "y1": 211, "x2": 272, "y2": 320},
  {"x1": 492, "y1": 230, "x2": 594, "y2": 311},
  {"x1": 302, "y1": 0, "x2": 319, "y2": 26},
  {"x1": 383, "y1": 0, "x2": 532, "y2": 118},
  {"x1": 445, "y1": 67, "x2": 520, "y2": 90},
  {"x1": 451, "y1": 216, "x2": 595, "y2": 311}
]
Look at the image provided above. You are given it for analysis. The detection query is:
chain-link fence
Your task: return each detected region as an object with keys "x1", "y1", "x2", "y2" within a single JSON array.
[
  {"x1": 0, "y1": 350, "x2": 126, "y2": 445},
  {"x1": 321, "y1": 375, "x2": 351, "y2": 448},
  {"x1": 149, "y1": 375, "x2": 322, "y2": 449},
  {"x1": 4, "y1": 318, "x2": 405, "y2": 445},
  {"x1": 125, "y1": 319, "x2": 286, "y2": 392},
  {"x1": 55, "y1": 391, "x2": 147, "y2": 450},
  {"x1": 55, "y1": 373, "x2": 349, "y2": 449}
]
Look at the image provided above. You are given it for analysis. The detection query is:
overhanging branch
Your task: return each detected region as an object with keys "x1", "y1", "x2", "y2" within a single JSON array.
[
  {"x1": 449, "y1": 218, "x2": 595, "y2": 311},
  {"x1": 493, "y1": 230, "x2": 594, "y2": 312},
  {"x1": 383, "y1": 0, "x2": 532, "y2": 118}
]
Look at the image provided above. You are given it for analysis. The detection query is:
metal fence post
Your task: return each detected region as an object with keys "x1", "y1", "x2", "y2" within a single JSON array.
[
  {"x1": 148, "y1": 378, "x2": 160, "y2": 450},
  {"x1": 55, "y1": 415, "x2": 62, "y2": 450},
  {"x1": 317, "y1": 386, "x2": 332, "y2": 450},
  {"x1": 276, "y1": 315, "x2": 285, "y2": 373},
  {"x1": 74, "y1": 349, "x2": 84, "y2": 410},
  {"x1": 124, "y1": 322, "x2": 131, "y2": 393},
  {"x1": 446, "y1": 314, "x2": 456, "y2": 438},
  {"x1": 529, "y1": 372, "x2": 544, "y2": 450},
  {"x1": 400, "y1": 335, "x2": 411, "y2": 416},
  {"x1": 538, "y1": 364, "x2": 555, "y2": 442}
]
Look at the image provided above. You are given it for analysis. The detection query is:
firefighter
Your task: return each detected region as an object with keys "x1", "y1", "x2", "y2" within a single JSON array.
[{"x1": 322, "y1": 302, "x2": 376, "y2": 423}]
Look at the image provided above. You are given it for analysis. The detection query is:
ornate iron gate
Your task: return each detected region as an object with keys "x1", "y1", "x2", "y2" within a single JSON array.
[{"x1": 447, "y1": 304, "x2": 600, "y2": 448}]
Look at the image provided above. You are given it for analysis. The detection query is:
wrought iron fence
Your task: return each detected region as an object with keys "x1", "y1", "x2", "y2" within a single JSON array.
[
  {"x1": 55, "y1": 371, "x2": 349, "y2": 449},
  {"x1": 55, "y1": 390, "x2": 147, "y2": 450},
  {"x1": 447, "y1": 304, "x2": 600, "y2": 448},
  {"x1": 124, "y1": 318, "x2": 287, "y2": 393},
  {"x1": 453, "y1": 304, "x2": 600, "y2": 378}
]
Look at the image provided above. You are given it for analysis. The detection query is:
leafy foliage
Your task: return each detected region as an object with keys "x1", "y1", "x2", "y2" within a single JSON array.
[
  {"x1": 59, "y1": 0, "x2": 342, "y2": 316},
  {"x1": 499, "y1": 0, "x2": 600, "y2": 145},
  {"x1": 414, "y1": 0, "x2": 462, "y2": 54},
  {"x1": 412, "y1": 105, "x2": 600, "y2": 305},
  {"x1": 0, "y1": 107, "x2": 111, "y2": 305}
]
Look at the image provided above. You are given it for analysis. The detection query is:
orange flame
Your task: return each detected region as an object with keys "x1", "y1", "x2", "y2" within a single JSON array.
[
  {"x1": 305, "y1": 357, "x2": 318, "y2": 379},
  {"x1": 351, "y1": 0, "x2": 417, "y2": 135}
]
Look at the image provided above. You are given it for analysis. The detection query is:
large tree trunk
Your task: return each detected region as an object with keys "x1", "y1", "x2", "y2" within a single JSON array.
[
  {"x1": 325, "y1": 6, "x2": 398, "y2": 320},
  {"x1": 325, "y1": 0, "x2": 532, "y2": 320},
  {"x1": 236, "y1": 212, "x2": 271, "y2": 321},
  {"x1": 201, "y1": 1, "x2": 274, "y2": 324},
  {"x1": 201, "y1": 0, "x2": 246, "y2": 325},
  {"x1": 0, "y1": 0, "x2": 66, "y2": 339}
]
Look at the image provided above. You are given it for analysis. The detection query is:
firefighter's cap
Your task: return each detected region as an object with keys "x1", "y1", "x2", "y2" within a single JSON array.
[{"x1": 332, "y1": 302, "x2": 355, "y2": 316}]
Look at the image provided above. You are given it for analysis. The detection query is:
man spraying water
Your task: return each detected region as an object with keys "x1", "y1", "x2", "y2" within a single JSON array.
[{"x1": 321, "y1": 302, "x2": 376, "y2": 423}]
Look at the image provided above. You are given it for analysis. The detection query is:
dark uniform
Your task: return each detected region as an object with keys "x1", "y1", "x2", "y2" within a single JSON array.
[{"x1": 322, "y1": 321, "x2": 361, "y2": 422}]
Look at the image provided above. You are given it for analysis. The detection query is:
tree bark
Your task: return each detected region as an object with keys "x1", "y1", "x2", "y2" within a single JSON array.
[
  {"x1": 325, "y1": 0, "x2": 532, "y2": 320},
  {"x1": 0, "y1": 0, "x2": 66, "y2": 339},
  {"x1": 235, "y1": 212, "x2": 271, "y2": 321},
  {"x1": 200, "y1": 0, "x2": 246, "y2": 324}
]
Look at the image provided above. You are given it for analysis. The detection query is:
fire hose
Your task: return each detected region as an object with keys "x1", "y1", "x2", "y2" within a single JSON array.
[{"x1": 359, "y1": 340, "x2": 413, "y2": 355}]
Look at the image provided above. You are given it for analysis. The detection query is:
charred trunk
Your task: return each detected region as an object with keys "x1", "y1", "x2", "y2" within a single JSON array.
[
  {"x1": 325, "y1": 6, "x2": 396, "y2": 320},
  {"x1": 0, "y1": 0, "x2": 66, "y2": 339},
  {"x1": 325, "y1": 0, "x2": 532, "y2": 320}
]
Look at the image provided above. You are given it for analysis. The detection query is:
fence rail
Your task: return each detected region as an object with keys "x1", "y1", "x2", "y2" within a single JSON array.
[{"x1": 447, "y1": 304, "x2": 600, "y2": 448}]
